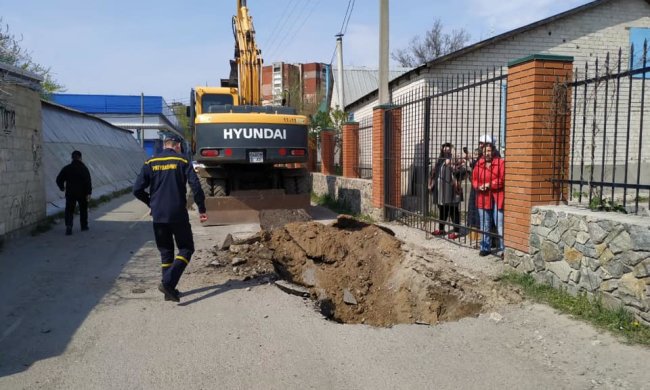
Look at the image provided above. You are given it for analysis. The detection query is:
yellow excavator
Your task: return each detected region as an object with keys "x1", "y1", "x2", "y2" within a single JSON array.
[{"x1": 188, "y1": 0, "x2": 311, "y2": 225}]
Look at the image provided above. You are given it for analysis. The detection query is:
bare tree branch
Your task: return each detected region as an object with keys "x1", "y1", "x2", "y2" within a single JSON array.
[{"x1": 391, "y1": 19, "x2": 470, "y2": 67}]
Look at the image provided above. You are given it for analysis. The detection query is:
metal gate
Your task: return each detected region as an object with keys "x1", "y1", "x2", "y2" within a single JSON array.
[{"x1": 384, "y1": 68, "x2": 507, "y2": 249}]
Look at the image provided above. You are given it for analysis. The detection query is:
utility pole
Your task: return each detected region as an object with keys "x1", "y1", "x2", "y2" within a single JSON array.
[
  {"x1": 140, "y1": 92, "x2": 144, "y2": 147},
  {"x1": 378, "y1": 0, "x2": 389, "y2": 105},
  {"x1": 336, "y1": 33, "x2": 345, "y2": 109}
]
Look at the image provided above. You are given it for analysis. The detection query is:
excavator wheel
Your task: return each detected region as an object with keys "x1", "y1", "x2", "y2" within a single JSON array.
[
  {"x1": 295, "y1": 171, "x2": 311, "y2": 194},
  {"x1": 200, "y1": 176, "x2": 215, "y2": 196},
  {"x1": 282, "y1": 176, "x2": 298, "y2": 194},
  {"x1": 212, "y1": 179, "x2": 227, "y2": 197},
  {"x1": 200, "y1": 177, "x2": 227, "y2": 197}
]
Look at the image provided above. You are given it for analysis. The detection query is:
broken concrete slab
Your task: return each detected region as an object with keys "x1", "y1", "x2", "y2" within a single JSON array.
[{"x1": 275, "y1": 280, "x2": 310, "y2": 297}]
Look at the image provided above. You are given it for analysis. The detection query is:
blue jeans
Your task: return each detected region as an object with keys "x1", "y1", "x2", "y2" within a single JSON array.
[{"x1": 479, "y1": 207, "x2": 504, "y2": 252}]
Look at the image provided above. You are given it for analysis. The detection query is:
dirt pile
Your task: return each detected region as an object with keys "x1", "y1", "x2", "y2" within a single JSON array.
[{"x1": 193, "y1": 215, "x2": 521, "y2": 327}]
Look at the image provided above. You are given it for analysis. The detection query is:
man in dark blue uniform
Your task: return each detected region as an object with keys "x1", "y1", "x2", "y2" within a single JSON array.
[
  {"x1": 56, "y1": 150, "x2": 92, "y2": 235},
  {"x1": 133, "y1": 136, "x2": 208, "y2": 302}
]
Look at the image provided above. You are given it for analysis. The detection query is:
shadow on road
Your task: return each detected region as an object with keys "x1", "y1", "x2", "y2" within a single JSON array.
[
  {"x1": 0, "y1": 195, "x2": 154, "y2": 378},
  {"x1": 178, "y1": 275, "x2": 275, "y2": 306}
]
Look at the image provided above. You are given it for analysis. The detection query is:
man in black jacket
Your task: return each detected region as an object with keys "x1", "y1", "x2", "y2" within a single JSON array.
[
  {"x1": 133, "y1": 136, "x2": 208, "y2": 302},
  {"x1": 56, "y1": 150, "x2": 92, "y2": 235}
]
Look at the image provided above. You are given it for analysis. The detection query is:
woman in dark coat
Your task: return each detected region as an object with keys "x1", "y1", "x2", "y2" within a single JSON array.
[{"x1": 428, "y1": 143, "x2": 466, "y2": 239}]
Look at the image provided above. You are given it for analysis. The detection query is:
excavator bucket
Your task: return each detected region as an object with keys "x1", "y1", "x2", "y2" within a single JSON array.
[{"x1": 202, "y1": 190, "x2": 310, "y2": 225}]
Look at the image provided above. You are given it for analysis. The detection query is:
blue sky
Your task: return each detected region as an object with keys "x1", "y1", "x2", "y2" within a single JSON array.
[{"x1": 1, "y1": 0, "x2": 590, "y2": 103}]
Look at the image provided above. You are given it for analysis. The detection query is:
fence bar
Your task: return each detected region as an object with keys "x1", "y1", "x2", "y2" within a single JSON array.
[
  {"x1": 635, "y1": 39, "x2": 647, "y2": 211},
  {"x1": 623, "y1": 44, "x2": 634, "y2": 206},
  {"x1": 570, "y1": 70, "x2": 579, "y2": 201},
  {"x1": 600, "y1": 54, "x2": 609, "y2": 200},
  {"x1": 612, "y1": 48, "x2": 622, "y2": 203},
  {"x1": 589, "y1": 57, "x2": 598, "y2": 205},
  {"x1": 579, "y1": 61, "x2": 588, "y2": 202}
]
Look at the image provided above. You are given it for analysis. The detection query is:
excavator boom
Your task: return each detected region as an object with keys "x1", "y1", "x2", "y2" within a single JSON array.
[
  {"x1": 230, "y1": 0, "x2": 262, "y2": 105},
  {"x1": 189, "y1": 0, "x2": 311, "y2": 226}
]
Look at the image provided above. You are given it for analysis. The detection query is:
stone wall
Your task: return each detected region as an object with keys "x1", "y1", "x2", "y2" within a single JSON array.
[
  {"x1": 506, "y1": 205, "x2": 650, "y2": 325},
  {"x1": 0, "y1": 65, "x2": 45, "y2": 241},
  {"x1": 311, "y1": 173, "x2": 382, "y2": 220}
]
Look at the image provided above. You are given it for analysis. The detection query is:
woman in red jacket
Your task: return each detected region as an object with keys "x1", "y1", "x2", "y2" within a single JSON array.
[{"x1": 472, "y1": 143, "x2": 505, "y2": 257}]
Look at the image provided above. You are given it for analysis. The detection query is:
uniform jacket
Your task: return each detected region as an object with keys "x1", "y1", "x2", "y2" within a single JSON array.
[
  {"x1": 471, "y1": 156, "x2": 505, "y2": 210},
  {"x1": 56, "y1": 160, "x2": 92, "y2": 198},
  {"x1": 133, "y1": 149, "x2": 206, "y2": 223}
]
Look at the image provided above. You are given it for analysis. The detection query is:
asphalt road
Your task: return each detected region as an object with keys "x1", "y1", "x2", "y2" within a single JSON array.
[{"x1": 1, "y1": 195, "x2": 649, "y2": 390}]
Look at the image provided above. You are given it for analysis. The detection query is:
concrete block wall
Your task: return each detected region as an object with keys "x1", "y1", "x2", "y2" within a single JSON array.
[
  {"x1": 311, "y1": 173, "x2": 381, "y2": 221},
  {"x1": 0, "y1": 83, "x2": 45, "y2": 239}
]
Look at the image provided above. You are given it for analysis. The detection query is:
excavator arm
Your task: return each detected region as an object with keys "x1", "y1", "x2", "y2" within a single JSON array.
[{"x1": 228, "y1": 0, "x2": 262, "y2": 106}]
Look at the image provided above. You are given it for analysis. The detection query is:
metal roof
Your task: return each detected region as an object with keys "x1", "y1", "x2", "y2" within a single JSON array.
[
  {"x1": 331, "y1": 67, "x2": 410, "y2": 109},
  {"x1": 51, "y1": 93, "x2": 182, "y2": 133}
]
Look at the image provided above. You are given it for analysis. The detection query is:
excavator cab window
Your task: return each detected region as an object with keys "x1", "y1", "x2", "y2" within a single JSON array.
[{"x1": 201, "y1": 94, "x2": 234, "y2": 114}]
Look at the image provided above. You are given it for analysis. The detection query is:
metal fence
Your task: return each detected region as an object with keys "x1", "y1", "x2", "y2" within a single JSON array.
[
  {"x1": 358, "y1": 116, "x2": 373, "y2": 179},
  {"x1": 385, "y1": 68, "x2": 508, "y2": 249},
  {"x1": 552, "y1": 42, "x2": 650, "y2": 214}
]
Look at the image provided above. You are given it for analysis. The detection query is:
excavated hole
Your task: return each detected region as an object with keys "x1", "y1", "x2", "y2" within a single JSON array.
[{"x1": 197, "y1": 213, "x2": 520, "y2": 327}]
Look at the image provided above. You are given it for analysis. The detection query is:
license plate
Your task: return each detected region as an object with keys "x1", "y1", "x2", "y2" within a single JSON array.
[{"x1": 249, "y1": 151, "x2": 264, "y2": 163}]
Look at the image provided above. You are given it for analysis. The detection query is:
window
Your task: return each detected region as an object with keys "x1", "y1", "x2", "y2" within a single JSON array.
[
  {"x1": 201, "y1": 94, "x2": 233, "y2": 113},
  {"x1": 629, "y1": 27, "x2": 650, "y2": 78}
]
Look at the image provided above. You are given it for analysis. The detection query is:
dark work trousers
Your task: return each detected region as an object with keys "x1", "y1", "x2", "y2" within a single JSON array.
[
  {"x1": 65, "y1": 195, "x2": 88, "y2": 229},
  {"x1": 438, "y1": 204, "x2": 460, "y2": 232},
  {"x1": 153, "y1": 221, "x2": 195, "y2": 289}
]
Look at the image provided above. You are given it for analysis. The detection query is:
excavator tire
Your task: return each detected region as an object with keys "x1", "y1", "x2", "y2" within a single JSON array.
[
  {"x1": 212, "y1": 179, "x2": 227, "y2": 197},
  {"x1": 296, "y1": 172, "x2": 311, "y2": 194},
  {"x1": 200, "y1": 176, "x2": 214, "y2": 197},
  {"x1": 283, "y1": 176, "x2": 298, "y2": 194}
]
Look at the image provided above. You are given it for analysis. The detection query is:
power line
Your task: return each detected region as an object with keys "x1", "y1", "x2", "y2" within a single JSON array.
[
  {"x1": 264, "y1": 0, "x2": 307, "y2": 61},
  {"x1": 262, "y1": 0, "x2": 299, "y2": 53},
  {"x1": 268, "y1": 0, "x2": 321, "y2": 61},
  {"x1": 339, "y1": 0, "x2": 353, "y2": 35},
  {"x1": 329, "y1": 0, "x2": 355, "y2": 64},
  {"x1": 342, "y1": 0, "x2": 355, "y2": 35}
]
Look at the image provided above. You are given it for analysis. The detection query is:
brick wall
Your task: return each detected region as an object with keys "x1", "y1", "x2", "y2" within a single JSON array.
[
  {"x1": 320, "y1": 130, "x2": 335, "y2": 175},
  {"x1": 0, "y1": 80, "x2": 45, "y2": 240},
  {"x1": 342, "y1": 122, "x2": 359, "y2": 178},
  {"x1": 372, "y1": 107, "x2": 402, "y2": 209},
  {"x1": 504, "y1": 56, "x2": 573, "y2": 253}
]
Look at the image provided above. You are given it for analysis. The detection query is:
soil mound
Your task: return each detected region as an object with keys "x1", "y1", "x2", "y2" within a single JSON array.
[{"x1": 192, "y1": 215, "x2": 521, "y2": 327}]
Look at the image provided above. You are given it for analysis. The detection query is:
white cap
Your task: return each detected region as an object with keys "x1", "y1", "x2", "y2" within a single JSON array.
[{"x1": 479, "y1": 134, "x2": 494, "y2": 144}]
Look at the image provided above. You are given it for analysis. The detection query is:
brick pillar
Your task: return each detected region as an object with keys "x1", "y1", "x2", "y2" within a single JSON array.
[
  {"x1": 307, "y1": 136, "x2": 317, "y2": 172},
  {"x1": 372, "y1": 106, "x2": 402, "y2": 210},
  {"x1": 342, "y1": 122, "x2": 360, "y2": 178},
  {"x1": 504, "y1": 55, "x2": 573, "y2": 253},
  {"x1": 320, "y1": 130, "x2": 335, "y2": 175}
]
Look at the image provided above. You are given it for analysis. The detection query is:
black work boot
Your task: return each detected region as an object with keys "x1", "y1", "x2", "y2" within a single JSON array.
[
  {"x1": 164, "y1": 288, "x2": 181, "y2": 301},
  {"x1": 158, "y1": 283, "x2": 180, "y2": 302},
  {"x1": 65, "y1": 226, "x2": 72, "y2": 236}
]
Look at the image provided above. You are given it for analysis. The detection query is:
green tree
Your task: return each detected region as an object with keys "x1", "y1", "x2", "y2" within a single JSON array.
[
  {"x1": 392, "y1": 19, "x2": 470, "y2": 67},
  {"x1": 310, "y1": 106, "x2": 348, "y2": 171},
  {"x1": 0, "y1": 19, "x2": 65, "y2": 97},
  {"x1": 170, "y1": 102, "x2": 190, "y2": 139}
]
